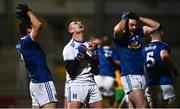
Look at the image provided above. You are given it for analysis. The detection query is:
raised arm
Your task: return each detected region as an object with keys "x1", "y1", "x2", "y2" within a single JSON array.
[
  {"x1": 27, "y1": 11, "x2": 42, "y2": 40},
  {"x1": 114, "y1": 19, "x2": 127, "y2": 37},
  {"x1": 114, "y1": 12, "x2": 131, "y2": 37},
  {"x1": 140, "y1": 17, "x2": 160, "y2": 35},
  {"x1": 16, "y1": 3, "x2": 42, "y2": 40}
]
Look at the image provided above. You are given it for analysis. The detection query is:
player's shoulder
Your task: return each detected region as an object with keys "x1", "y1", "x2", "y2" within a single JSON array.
[
  {"x1": 161, "y1": 42, "x2": 169, "y2": 47},
  {"x1": 143, "y1": 42, "x2": 157, "y2": 52},
  {"x1": 159, "y1": 42, "x2": 170, "y2": 51},
  {"x1": 156, "y1": 41, "x2": 169, "y2": 48},
  {"x1": 19, "y1": 34, "x2": 35, "y2": 44},
  {"x1": 20, "y1": 34, "x2": 31, "y2": 40},
  {"x1": 63, "y1": 39, "x2": 76, "y2": 57},
  {"x1": 144, "y1": 42, "x2": 154, "y2": 48},
  {"x1": 151, "y1": 41, "x2": 170, "y2": 51},
  {"x1": 16, "y1": 34, "x2": 32, "y2": 48},
  {"x1": 63, "y1": 44, "x2": 72, "y2": 55}
]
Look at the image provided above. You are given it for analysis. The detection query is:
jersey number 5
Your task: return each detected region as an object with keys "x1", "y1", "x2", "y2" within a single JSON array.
[{"x1": 146, "y1": 51, "x2": 155, "y2": 67}]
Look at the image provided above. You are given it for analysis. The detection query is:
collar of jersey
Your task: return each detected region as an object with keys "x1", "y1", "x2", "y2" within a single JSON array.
[
  {"x1": 73, "y1": 39, "x2": 86, "y2": 43},
  {"x1": 151, "y1": 40, "x2": 161, "y2": 43},
  {"x1": 21, "y1": 34, "x2": 30, "y2": 40}
]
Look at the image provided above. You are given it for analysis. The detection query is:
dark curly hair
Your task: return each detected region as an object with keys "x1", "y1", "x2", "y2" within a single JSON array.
[{"x1": 18, "y1": 16, "x2": 32, "y2": 36}]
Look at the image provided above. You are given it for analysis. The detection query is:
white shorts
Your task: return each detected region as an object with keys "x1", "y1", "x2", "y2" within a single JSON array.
[
  {"x1": 30, "y1": 81, "x2": 58, "y2": 106},
  {"x1": 67, "y1": 84, "x2": 102, "y2": 104},
  {"x1": 121, "y1": 75, "x2": 146, "y2": 94},
  {"x1": 94, "y1": 75, "x2": 115, "y2": 96},
  {"x1": 145, "y1": 85, "x2": 176, "y2": 103}
]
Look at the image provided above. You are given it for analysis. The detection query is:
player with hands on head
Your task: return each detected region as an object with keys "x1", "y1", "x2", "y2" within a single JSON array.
[
  {"x1": 16, "y1": 3, "x2": 58, "y2": 108},
  {"x1": 113, "y1": 11, "x2": 160, "y2": 108}
]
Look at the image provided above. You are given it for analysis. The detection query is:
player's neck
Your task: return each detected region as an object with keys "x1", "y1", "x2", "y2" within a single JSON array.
[
  {"x1": 72, "y1": 35, "x2": 84, "y2": 42},
  {"x1": 151, "y1": 37, "x2": 162, "y2": 42}
]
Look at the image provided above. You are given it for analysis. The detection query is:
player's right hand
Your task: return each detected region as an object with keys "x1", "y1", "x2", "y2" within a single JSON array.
[
  {"x1": 16, "y1": 3, "x2": 31, "y2": 17},
  {"x1": 75, "y1": 44, "x2": 87, "y2": 61},
  {"x1": 121, "y1": 11, "x2": 130, "y2": 20}
]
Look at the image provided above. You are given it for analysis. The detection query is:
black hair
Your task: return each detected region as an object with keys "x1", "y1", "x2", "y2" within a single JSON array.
[
  {"x1": 18, "y1": 16, "x2": 32, "y2": 36},
  {"x1": 128, "y1": 12, "x2": 139, "y2": 21},
  {"x1": 124, "y1": 19, "x2": 130, "y2": 35},
  {"x1": 128, "y1": 15, "x2": 139, "y2": 21}
]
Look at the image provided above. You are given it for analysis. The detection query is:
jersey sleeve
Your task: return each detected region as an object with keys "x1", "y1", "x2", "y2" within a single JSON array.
[
  {"x1": 21, "y1": 34, "x2": 35, "y2": 48},
  {"x1": 63, "y1": 45, "x2": 82, "y2": 79},
  {"x1": 161, "y1": 43, "x2": 171, "y2": 54},
  {"x1": 62, "y1": 46, "x2": 76, "y2": 61}
]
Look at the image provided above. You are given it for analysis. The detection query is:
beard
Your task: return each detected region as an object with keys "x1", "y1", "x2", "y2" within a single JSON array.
[{"x1": 129, "y1": 29, "x2": 138, "y2": 36}]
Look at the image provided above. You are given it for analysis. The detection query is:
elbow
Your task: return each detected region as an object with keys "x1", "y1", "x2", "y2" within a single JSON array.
[
  {"x1": 114, "y1": 21, "x2": 125, "y2": 36},
  {"x1": 151, "y1": 23, "x2": 160, "y2": 33},
  {"x1": 39, "y1": 22, "x2": 43, "y2": 27},
  {"x1": 114, "y1": 26, "x2": 122, "y2": 37},
  {"x1": 34, "y1": 22, "x2": 43, "y2": 30},
  {"x1": 114, "y1": 26, "x2": 120, "y2": 36},
  {"x1": 153, "y1": 21, "x2": 160, "y2": 31},
  {"x1": 155, "y1": 23, "x2": 160, "y2": 30},
  {"x1": 37, "y1": 22, "x2": 43, "y2": 29},
  {"x1": 114, "y1": 26, "x2": 118, "y2": 34}
]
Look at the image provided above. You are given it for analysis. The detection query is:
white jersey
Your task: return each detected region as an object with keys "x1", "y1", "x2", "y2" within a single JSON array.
[{"x1": 63, "y1": 39, "x2": 96, "y2": 86}]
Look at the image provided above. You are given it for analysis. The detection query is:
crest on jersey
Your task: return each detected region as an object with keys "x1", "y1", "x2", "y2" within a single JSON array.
[
  {"x1": 128, "y1": 35, "x2": 142, "y2": 49},
  {"x1": 73, "y1": 93, "x2": 77, "y2": 99}
]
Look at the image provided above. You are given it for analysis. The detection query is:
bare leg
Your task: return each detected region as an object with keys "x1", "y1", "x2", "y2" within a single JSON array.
[
  {"x1": 69, "y1": 101, "x2": 82, "y2": 108},
  {"x1": 102, "y1": 95, "x2": 114, "y2": 107},
  {"x1": 167, "y1": 97, "x2": 177, "y2": 108},
  {"x1": 128, "y1": 98, "x2": 135, "y2": 108},
  {"x1": 148, "y1": 101, "x2": 153, "y2": 108},
  {"x1": 32, "y1": 106, "x2": 40, "y2": 109},
  {"x1": 64, "y1": 97, "x2": 68, "y2": 108},
  {"x1": 119, "y1": 95, "x2": 128, "y2": 108},
  {"x1": 128, "y1": 89, "x2": 147, "y2": 108},
  {"x1": 113, "y1": 102, "x2": 119, "y2": 108},
  {"x1": 42, "y1": 102, "x2": 57, "y2": 108},
  {"x1": 89, "y1": 100, "x2": 103, "y2": 108}
]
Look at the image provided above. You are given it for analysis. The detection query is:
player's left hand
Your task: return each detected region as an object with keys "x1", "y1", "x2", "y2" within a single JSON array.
[
  {"x1": 16, "y1": 3, "x2": 31, "y2": 17},
  {"x1": 92, "y1": 47, "x2": 98, "y2": 59},
  {"x1": 121, "y1": 11, "x2": 130, "y2": 20},
  {"x1": 88, "y1": 41, "x2": 98, "y2": 51}
]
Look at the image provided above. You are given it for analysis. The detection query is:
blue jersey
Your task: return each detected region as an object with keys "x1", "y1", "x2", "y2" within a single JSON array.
[
  {"x1": 143, "y1": 40, "x2": 173, "y2": 86},
  {"x1": 16, "y1": 34, "x2": 52, "y2": 83},
  {"x1": 98, "y1": 46, "x2": 115, "y2": 77},
  {"x1": 113, "y1": 27, "x2": 144, "y2": 76}
]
